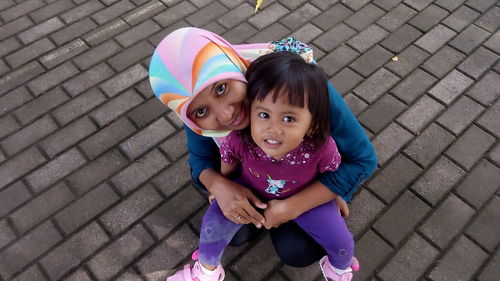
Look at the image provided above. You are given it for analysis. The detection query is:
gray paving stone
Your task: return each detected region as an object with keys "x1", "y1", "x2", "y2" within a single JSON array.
[
  {"x1": 26, "y1": 148, "x2": 87, "y2": 193},
  {"x1": 435, "y1": 0, "x2": 466, "y2": 11},
  {"x1": 428, "y1": 70, "x2": 474, "y2": 105},
  {"x1": 437, "y1": 95, "x2": 484, "y2": 135},
  {"x1": 219, "y1": 0, "x2": 245, "y2": 8},
  {"x1": 0, "y1": 61, "x2": 44, "y2": 96},
  {"x1": 1, "y1": 115, "x2": 58, "y2": 156},
  {"x1": 222, "y1": 21, "x2": 258, "y2": 44},
  {"x1": 111, "y1": 149, "x2": 170, "y2": 195},
  {"x1": 381, "y1": 24, "x2": 422, "y2": 53},
  {"x1": 350, "y1": 46, "x2": 394, "y2": 77},
  {"x1": 477, "y1": 99, "x2": 500, "y2": 137},
  {"x1": 0, "y1": 147, "x2": 46, "y2": 190},
  {"x1": 9, "y1": 265, "x2": 47, "y2": 281},
  {"x1": 367, "y1": 154, "x2": 422, "y2": 203},
  {"x1": 83, "y1": 19, "x2": 129, "y2": 46},
  {"x1": 201, "y1": 21, "x2": 226, "y2": 35},
  {"x1": 60, "y1": 0, "x2": 104, "y2": 24},
  {"x1": 386, "y1": 45, "x2": 430, "y2": 77},
  {"x1": 312, "y1": 3, "x2": 352, "y2": 30},
  {"x1": 0, "y1": 114, "x2": 20, "y2": 140},
  {"x1": 0, "y1": 0, "x2": 44, "y2": 22},
  {"x1": 359, "y1": 94, "x2": 407, "y2": 133},
  {"x1": 40, "y1": 39, "x2": 89, "y2": 69},
  {"x1": 73, "y1": 40, "x2": 121, "y2": 70},
  {"x1": 100, "y1": 64, "x2": 148, "y2": 98},
  {"x1": 391, "y1": 69, "x2": 437, "y2": 104},
  {"x1": 63, "y1": 63, "x2": 115, "y2": 97},
  {"x1": 372, "y1": 123, "x2": 413, "y2": 165},
  {"x1": 79, "y1": 117, "x2": 136, "y2": 160},
  {"x1": 353, "y1": 68, "x2": 400, "y2": 103},
  {"x1": 378, "y1": 234, "x2": 439, "y2": 281},
  {"x1": 377, "y1": 4, "x2": 418, "y2": 32},
  {"x1": 456, "y1": 160, "x2": 500, "y2": 209},
  {"x1": 232, "y1": 235, "x2": 281, "y2": 281},
  {"x1": 159, "y1": 130, "x2": 188, "y2": 160},
  {"x1": 248, "y1": 22, "x2": 290, "y2": 44},
  {"x1": 29, "y1": 0, "x2": 75, "y2": 23},
  {"x1": 477, "y1": 250, "x2": 500, "y2": 281},
  {"x1": 409, "y1": 4, "x2": 449, "y2": 31},
  {"x1": 123, "y1": 0, "x2": 166, "y2": 26},
  {"x1": 422, "y1": 46, "x2": 466, "y2": 78},
  {"x1": 136, "y1": 224, "x2": 198, "y2": 279},
  {"x1": 342, "y1": 92, "x2": 369, "y2": 116},
  {"x1": 10, "y1": 182, "x2": 73, "y2": 234},
  {"x1": 428, "y1": 236, "x2": 488, "y2": 281},
  {"x1": 28, "y1": 62, "x2": 79, "y2": 96},
  {"x1": 330, "y1": 68, "x2": 365, "y2": 95},
  {"x1": 63, "y1": 269, "x2": 93, "y2": 281},
  {"x1": 0, "y1": 37, "x2": 21, "y2": 57},
  {"x1": 0, "y1": 181, "x2": 31, "y2": 217},
  {"x1": 66, "y1": 149, "x2": 128, "y2": 195},
  {"x1": 374, "y1": 191, "x2": 430, "y2": 245},
  {"x1": 449, "y1": 24, "x2": 490, "y2": 53},
  {"x1": 51, "y1": 17, "x2": 97, "y2": 46},
  {"x1": 128, "y1": 98, "x2": 169, "y2": 128},
  {"x1": 0, "y1": 16, "x2": 33, "y2": 41},
  {"x1": 5, "y1": 38, "x2": 55, "y2": 68},
  {"x1": 280, "y1": 3, "x2": 320, "y2": 31},
  {"x1": 318, "y1": 45, "x2": 359, "y2": 76},
  {"x1": 216, "y1": 3, "x2": 252, "y2": 29},
  {"x1": 247, "y1": 2, "x2": 288, "y2": 30},
  {"x1": 120, "y1": 118, "x2": 176, "y2": 159},
  {"x1": 397, "y1": 94, "x2": 445, "y2": 134},
  {"x1": 458, "y1": 46, "x2": 498, "y2": 79},
  {"x1": 0, "y1": 219, "x2": 16, "y2": 249},
  {"x1": 420, "y1": 194, "x2": 475, "y2": 249},
  {"x1": 52, "y1": 88, "x2": 107, "y2": 126},
  {"x1": 344, "y1": 3, "x2": 385, "y2": 31},
  {"x1": 18, "y1": 17, "x2": 65, "y2": 45},
  {"x1": 354, "y1": 230, "x2": 393, "y2": 281},
  {"x1": 404, "y1": 122, "x2": 456, "y2": 167},
  {"x1": 91, "y1": 89, "x2": 144, "y2": 126},
  {"x1": 465, "y1": 0, "x2": 497, "y2": 12},
  {"x1": 446, "y1": 124, "x2": 496, "y2": 169},
  {"x1": 346, "y1": 189, "x2": 385, "y2": 236},
  {"x1": 372, "y1": 0, "x2": 401, "y2": 11},
  {"x1": 87, "y1": 224, "x2": 154, "y2": 280},
  {"x1": 483, "y1": 30, "x2": 500, "y2": 54},
  {"x1": 115, "y1": 271, "x2": 143, "y2": 281},
  {"x1": 489, "y1": 142, "x2": 500, "y2": 166},
  {"x1": 342, "y1": 0, "x2": 371, "y2": 10},
  {"x1": 0, "y1": 221, "x2": 62, "y2": 280},
  {"x1": 288, "y1": 23, "x2": 323, "y2": 44},
  {"x1": 153, "y1": 1, "x2": 196, "y2": 27},
  {"x1": 313, "y1": 23, "x2": 357, "y2": 52},
  {"x1": 415, "y1": 24, "x2": 457, "y2": 53},
  {"x1": 152, "y1": 154, "x2": 190, "y2": 196},
  {"x1": 281, "y1": 262, "x2": 321, "y2": 281},
  {"x1": 144, "y1": 186, "x2": 205, "y2": 238},
  {"x1": 100, "y1": 184, "x2": 162, "y2": 236},
  {"x1": 92, "y1": 0, "x2": 135, "y2": 25},
  {"x1": 346, "y1": 24, "x2": 389, "y2": 53},
  {"x1": 116, "y1": 20, "x2": 161, "y2": 48},
  {"x1": 403, "y1": 0, "x2": 433, "y2": 10},
  {"x1": 442, "y1": 5, "x2": 480, "y2": 31}
]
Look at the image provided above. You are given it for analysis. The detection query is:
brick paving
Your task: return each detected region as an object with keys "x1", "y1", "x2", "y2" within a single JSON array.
[{"x1": 0, "y1": 0, "x2": 498, "y2": 280}]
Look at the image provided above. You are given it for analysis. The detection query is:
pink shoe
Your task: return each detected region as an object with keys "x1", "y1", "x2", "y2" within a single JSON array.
[
  {"x1": 166, "y1": 250, "x2": 225, "y2": 281},
  {"x1": 319, "y1": 256, "x2": 359, "y2": 281}
]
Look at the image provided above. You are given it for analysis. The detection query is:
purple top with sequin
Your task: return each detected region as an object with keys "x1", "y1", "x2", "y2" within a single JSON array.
[{"x1": 220, "y1": 131, "x2": 341, "y2": 199}]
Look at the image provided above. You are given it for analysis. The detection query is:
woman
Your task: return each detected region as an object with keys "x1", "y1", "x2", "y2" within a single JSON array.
[{"x1": 149, "y1": 27, "x2": 376, "y2": 267}]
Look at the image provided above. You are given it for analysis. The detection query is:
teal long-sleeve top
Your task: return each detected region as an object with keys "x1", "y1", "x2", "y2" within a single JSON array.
[{"x1": 185, "y1": 82, "x2": 377, "y2": 202}]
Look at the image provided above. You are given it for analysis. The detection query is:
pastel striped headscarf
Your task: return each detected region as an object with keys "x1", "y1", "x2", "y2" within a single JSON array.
[{"x1": 149, "y1": 27, "x2": 313, "y2": 137}]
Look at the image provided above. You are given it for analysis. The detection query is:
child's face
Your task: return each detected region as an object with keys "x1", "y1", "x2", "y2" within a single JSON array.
[
  {"x1": 187, "y1": 79, "x2": 250, "y2": 131},
  {"x1": 250, "y1": 92, "x2": 312, "y2": 160}
]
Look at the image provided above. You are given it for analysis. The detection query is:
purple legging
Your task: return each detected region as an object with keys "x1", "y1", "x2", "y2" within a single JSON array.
[{"x1": 198, "y1": 199, "x2": 354, "y2": 269}]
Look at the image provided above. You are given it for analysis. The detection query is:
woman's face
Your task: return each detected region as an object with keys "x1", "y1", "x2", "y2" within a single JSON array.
[{"x1": 187, "y1": 79, "x2": 250, "y2": 131}]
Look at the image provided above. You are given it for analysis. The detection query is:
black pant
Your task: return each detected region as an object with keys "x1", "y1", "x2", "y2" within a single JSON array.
[{"x1": 229, "y1": 220, "x2": 326, "y2": 267}]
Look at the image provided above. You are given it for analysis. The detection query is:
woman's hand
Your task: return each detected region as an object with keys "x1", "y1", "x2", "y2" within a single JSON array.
[
  {"x1": 262, "y1": 199, "x2": 297, "y2": 229},
  {"x1": 206, "y1": 171, "x2": 267, "y2": 227},
  {"x1": 335, "y1": 196, "x2": 349, "y2": 218}
]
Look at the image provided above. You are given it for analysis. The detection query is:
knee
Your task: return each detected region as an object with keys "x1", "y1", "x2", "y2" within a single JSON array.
[{"x1": 274, "y1": 244, "x2": 320, "y2": 267}]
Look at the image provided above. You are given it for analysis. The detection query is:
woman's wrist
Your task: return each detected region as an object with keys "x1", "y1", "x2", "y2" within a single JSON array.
[{"x1": 199, "y1": 168, "x2": 225, "y2": 194}]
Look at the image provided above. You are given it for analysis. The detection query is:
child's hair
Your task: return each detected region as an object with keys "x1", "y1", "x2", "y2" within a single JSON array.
[{"x1": 245, "y1": 51, "x2": 330, "y2": 147}]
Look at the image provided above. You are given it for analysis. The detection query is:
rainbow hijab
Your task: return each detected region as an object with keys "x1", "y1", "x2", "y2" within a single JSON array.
[{"x1": 149, "y1": 27, "x2": 313, "y2": 137}]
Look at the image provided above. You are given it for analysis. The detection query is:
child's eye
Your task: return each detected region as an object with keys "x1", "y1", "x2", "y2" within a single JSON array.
[
  {"x1": 283, "y1": 116, "x2": 295, "y2": 123},
  {"x1": 195, "y1": 107, "x2": 208, "y2": 118},
  {"x1": 258, "y1": 112, "x2": 269, "y2": 119},
  {"x1": 216, "y1": 84, "x2": 226, "y2": 96}
]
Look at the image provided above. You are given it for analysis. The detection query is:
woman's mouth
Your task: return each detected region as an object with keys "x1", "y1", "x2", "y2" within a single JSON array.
[{"x1": 230, "y1": 107, "x2": 245, "y2": 127}]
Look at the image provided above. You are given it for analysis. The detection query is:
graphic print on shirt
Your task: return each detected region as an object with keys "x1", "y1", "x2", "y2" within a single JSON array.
[{"x1": 265, "y1": 176, "x2": 286, "y2": 196}]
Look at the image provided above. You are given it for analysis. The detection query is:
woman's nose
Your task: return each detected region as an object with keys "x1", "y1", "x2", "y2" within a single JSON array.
[{"x1": 217, "y1": 105, "x2": 234, "y2": 124}]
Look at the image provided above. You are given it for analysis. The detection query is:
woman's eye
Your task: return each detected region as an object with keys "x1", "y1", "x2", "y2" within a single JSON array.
[
  {"x1": 216, "y1": 84, "x2": 226, "y2": 96},
  {"x1": 283, "y1": 116, "x2": 295, "y2": 123},
  {"x1": 258, "y1": 112, "x2": 269, "y2": 119},
  {"x1": 195, "y1": 108, "x2": 208, "y2": 118}
]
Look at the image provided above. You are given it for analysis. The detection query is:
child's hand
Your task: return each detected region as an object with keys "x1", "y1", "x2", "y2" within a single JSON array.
[
  {"x1": 335, "y1": 196, "x2": 349, "y2": 218},
  {"x1": 262, "y1": 199, "x2": 297, "y2": 229}
]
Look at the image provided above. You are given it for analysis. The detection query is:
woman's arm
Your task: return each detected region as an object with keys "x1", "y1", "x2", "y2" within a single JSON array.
[{"x1": 185, "y1": 125, "x2": 267, "y2": 227}]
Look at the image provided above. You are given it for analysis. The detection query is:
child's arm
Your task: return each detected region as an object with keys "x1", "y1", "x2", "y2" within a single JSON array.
[{"x1": 220, "y1": 159, "x2": 239, "y2": 177}]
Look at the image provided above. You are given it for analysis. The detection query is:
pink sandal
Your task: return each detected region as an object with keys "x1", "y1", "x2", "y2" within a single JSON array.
[
  {"x1": 166, "y1": 250, "x2": 225, "y2": 281},
  {"x1": 319, "y1": 256, "x2": 359, "y2": 281}
]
